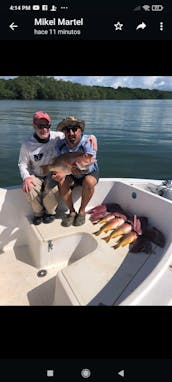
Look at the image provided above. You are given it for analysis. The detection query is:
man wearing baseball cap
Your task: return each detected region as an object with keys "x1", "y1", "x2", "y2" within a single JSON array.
[
  {"x1": 18, "y1": 111, "x2": 65, "y2": 224},
  {"x1": 18, "y1": 111, "x2": 97, "y2": 225}
]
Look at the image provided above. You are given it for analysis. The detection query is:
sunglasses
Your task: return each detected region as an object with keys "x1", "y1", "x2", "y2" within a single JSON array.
[
  {"x1": 36, "y1": 124, "x2": 51, "y2": 130},
  {"x1": 63, "y1": 126, "x2": 80, "y2": 133}
]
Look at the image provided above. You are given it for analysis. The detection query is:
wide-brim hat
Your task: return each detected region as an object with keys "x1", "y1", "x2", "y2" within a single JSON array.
[{"x1": 56, "y1": 116, "x2": 85, "y2": 132}]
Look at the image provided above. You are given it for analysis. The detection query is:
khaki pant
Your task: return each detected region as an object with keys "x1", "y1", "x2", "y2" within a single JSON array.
[{"x1": 25, "y1": 175, "x2": 59, "y2": 216}]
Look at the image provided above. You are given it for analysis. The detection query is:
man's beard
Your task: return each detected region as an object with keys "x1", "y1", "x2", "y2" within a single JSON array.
[{"x1": 68, "y1": 135, "x2": 76, "y2": 144}]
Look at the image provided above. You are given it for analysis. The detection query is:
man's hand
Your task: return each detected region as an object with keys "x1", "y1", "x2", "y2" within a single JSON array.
[
  {"x1": 23, "y1": 177, "x2": 36, "y2": 192},
  {"x1": 87, "y1": 135, "x2": 97, "y2": 151},
  {"x1": 71, "y1": 167, "x2": 82, "y2": 176},
  {"x1": 71, "y1": 163, "x2": 88, "y2": 176},
  {"x1": 52, "y1": 171, "x2": 66, "y2": 183}
]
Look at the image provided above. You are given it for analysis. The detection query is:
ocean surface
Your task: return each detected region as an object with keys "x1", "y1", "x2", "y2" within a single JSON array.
[{"x1": 0, "y1": 99, "x2": 172, "y2": 187}]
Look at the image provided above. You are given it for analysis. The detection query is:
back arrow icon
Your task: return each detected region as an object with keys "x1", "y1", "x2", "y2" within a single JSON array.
[
  {"x1": 9, "y1": 22, "x2": 18, "y2": 31},
  {"x1": 118, "y1": 370, "x2": 125, "y2": 377}
]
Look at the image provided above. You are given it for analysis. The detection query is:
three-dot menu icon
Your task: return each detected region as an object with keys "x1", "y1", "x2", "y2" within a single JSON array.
[{"x1": 160, "y1": 22, "x2": 163, "y2": 31}]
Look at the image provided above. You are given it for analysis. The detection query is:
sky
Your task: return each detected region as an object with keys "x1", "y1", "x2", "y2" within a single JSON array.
[
  {"x1": 1, "y1": 76, "x2": 172, "y2": 91},
  {"x1": 53, "y1": 76, "x2": 172, "y2": 91}
]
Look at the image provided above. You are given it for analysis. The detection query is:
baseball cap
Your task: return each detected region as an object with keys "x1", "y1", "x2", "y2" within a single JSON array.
[{"x1": 33, "y1": 111, "x2": 51, "y2": 124}]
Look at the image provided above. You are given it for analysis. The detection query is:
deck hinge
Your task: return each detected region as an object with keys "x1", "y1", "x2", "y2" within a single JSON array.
[{"x1": 48, "y1": 240, "x2": 54, "y2": 252}]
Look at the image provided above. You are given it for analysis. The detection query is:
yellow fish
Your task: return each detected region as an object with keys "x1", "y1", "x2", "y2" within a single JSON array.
[
  {"x1": 93, "y1": 212, "x2": 116, "y2": 225},
  {"x1": 113, "y1": 231, "x2": 138, "y2": 249},
  {"x1": 102, "y1": 223, "x2": 132, "y2": 243},
  {"x1": 94, "y1": 217, "x2": 125, "y2": 236}
]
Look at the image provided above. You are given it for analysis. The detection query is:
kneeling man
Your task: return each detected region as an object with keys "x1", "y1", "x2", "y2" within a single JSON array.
[{"x1": 53, "y1": 116, "x2": 99, "y2": 226}]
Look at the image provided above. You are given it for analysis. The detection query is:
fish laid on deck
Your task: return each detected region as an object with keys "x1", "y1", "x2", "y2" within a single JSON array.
[
  {"x1": 88, "y1": 205, "x2": 108, "y2": 222},
  {"x1": 87, "y1": 204, "x2": 107, "y2": 214},
  {"x1": 94, "y1": 217, "x2": 125, "y2": 236},
  {"x1": 92, "y1": 212, "x2": 116, "y2": 225},
  {"x1": 130, "y1": 236, "x2": 153, "y2": 254},
  {"x1": 113, "y1": 231, "x2": 138, "y2": 249},
  {"x1": 90, "y1": 211, "x2": 108, "y2": 223},
  {"x1": 102, "y1": 222, "x2": 133, "y2": 243},
  {"x1": 92, "y1": 211, "x2": 127, "y2": 225}
]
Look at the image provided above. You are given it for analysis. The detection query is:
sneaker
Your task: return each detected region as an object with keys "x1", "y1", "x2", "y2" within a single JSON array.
[
  {"x1": 61, "y1": 213, "x2": 76, "y2": 227},
  {"x1": 43, "y1": 214, "x2": 56, "y2": 224},
  {"x1": 32, "y1": 216, "x2": 43, "y2": 225},
  {"x1": 73, "y1": 213, "x2": 86, "y2": 226}
]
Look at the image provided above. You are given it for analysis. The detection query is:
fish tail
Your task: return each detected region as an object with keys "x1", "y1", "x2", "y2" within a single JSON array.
[
  {"x1": 120, "y1": 241, "x2": 129, "y2": 247},
  {"x1": 111, "y1": 231, "x2": 119, "y2": 239},
  {"x1": 102, "y1": 236, "x2": 110, "y2": 243},
  {"x1": 112, "y1": 243, "x2": 120, "y2": 250},
  {"x1": 94, "y1": 230, "x2": 101, "y2": 236}
]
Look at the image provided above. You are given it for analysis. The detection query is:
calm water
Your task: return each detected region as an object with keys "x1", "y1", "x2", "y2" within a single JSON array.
[{"x1": 1, "y1": 99, "x2": 172, "y2": 187}]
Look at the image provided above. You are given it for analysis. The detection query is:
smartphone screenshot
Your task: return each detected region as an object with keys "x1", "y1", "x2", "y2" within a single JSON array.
[{"x1": 0, "y1": 0, "x2": 172, "y2": 376}]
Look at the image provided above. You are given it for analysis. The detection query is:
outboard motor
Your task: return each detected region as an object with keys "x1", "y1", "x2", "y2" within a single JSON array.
[{"x1": 158, "y1": 180, "x2": 172, "y2": 200}]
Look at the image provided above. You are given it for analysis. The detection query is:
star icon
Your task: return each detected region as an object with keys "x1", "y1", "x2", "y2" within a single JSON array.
[{"x1": 114, "y1": 21, "x2": 123, "y2": 30}]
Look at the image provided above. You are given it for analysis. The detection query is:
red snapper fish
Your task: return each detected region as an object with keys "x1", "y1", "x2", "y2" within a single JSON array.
[
  {"x1": 87, "y1": 205, "x2": 107, "y2": 214},
  {"x1": 113, "y1": 231, "x2": 138, "y2": 249},
  {"x1": 90, "y1": 211, "x2": 108, "y2": 223},
  {"x1": 41, "y1": 152, "x2": 95, "y2": 176},
  {"x1": 87, "y1": 205, "x2": 107, "y2": 222}
]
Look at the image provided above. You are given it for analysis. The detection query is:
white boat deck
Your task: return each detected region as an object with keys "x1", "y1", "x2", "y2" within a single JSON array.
[
  {"x1": 0, "y1": 211, "x2": 163, "y2": 305},
  {"x1": 0, "y1": 246, "x2": 58, "y2": 305},
  {"x1": 36, "y1": 214, "x2": 154, "y2": 306},
  {"x1": 0, "y1": 178, "x2": 172, "y2": 305}
]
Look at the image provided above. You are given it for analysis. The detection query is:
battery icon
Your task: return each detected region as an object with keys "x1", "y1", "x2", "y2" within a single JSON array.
[
  {"x1": 32, "y1": 5, "x2": 40, "y2": 10},
  {"x1": 152, "y1": 5, "x2": 164, "y2": 11},
  {"x1": 42, "y1": 5, "x2": 48, "y2": 11}
]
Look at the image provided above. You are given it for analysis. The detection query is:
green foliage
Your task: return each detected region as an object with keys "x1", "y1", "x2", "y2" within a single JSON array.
[{"x1": 0, "y1": 76, "x2": 172, "y2": 100}]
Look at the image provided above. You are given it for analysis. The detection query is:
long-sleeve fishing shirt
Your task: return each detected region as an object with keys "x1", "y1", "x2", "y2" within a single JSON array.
[{"x1": 18, "y1": 131, "x2": 64, "y2": 180}]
